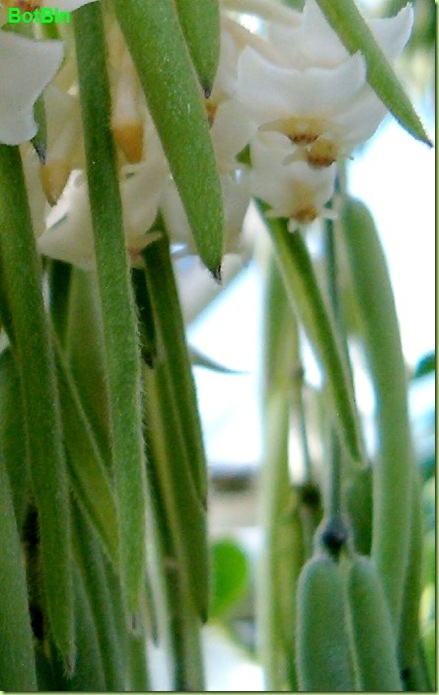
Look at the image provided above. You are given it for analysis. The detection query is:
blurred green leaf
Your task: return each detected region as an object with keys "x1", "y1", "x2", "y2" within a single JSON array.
[
  {"x1": 210, "y1": 539, "x2": 249, "y2": 619},
  {"x1": 412, "y1": 351, "x2": 435, "y2": 380},
  {"x1": 344, "y1": 466, "x2": 373, "y2": 556}
]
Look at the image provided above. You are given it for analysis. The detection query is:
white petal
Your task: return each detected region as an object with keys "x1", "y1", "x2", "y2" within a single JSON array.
[
  {"x1": 37, "y1": 175, "x2": 96, "y2": 270},
  {"x1": 122, "y1": 158, "x2": 170, "y2": 242},
  {"x1": 298, "y1": 0, "x2": 350, "y2": 67},
  {"x1": 222, "y1": 169, "x2": 251, "y2": 253},
  {"x1": 334, "y1": 88, "x2": 389, "y2": 146},
  {"x1": 237, "y1": 47, "x2": 366, "y2": 123},
  {"x1": 250, "y1": 133, "x2": 335, "y2": 221},
  {"x1": 368, "y1": 4, "x2": 413, "y2": 60},
  {"x1": 210, "y1": 99, "x2": 257, "y2": 173},
  {"x1": 0, "y1": 32, "x2": 63, "y2": 145}
]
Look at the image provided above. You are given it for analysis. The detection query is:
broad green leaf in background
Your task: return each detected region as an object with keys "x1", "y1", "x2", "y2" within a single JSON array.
[
  {"x1": 210, "y1": 539, "x2": 249, "y2": 619},
  {"x1": 114, "y1": 0, "x2": 224, "y2": 276},
  {"x1": 316, "y1": 0, "x2": 432, "y2": 146}
]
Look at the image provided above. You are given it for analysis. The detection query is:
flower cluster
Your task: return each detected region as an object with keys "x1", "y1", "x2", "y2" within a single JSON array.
[{"x1": 3, "y1": 0, "x2": 413, "y2": 268}]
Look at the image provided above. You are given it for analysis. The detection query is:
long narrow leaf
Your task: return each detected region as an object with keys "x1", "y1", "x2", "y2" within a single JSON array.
[
  {"x1": 341, "y1": 197, "x2": 414, "y2": 632},
  {"x1": 0, "y1": 144, "x2": 74, "y2": 663},
  {"x1": 114, "y1": 0, "x2": 224, "y2": 276},
  {"x1": 0, "y1": 349, "x2": 30, "y2": 528},
  {"x1": 316, "y1": 0, "x2": 431, "y2": 146},
  {"x1": 54, "y1": 337, "x2": 119, "y2": 567},
  {"x1": 71, "y1": 502, "x2": 127, "y2": 691},
  {"x1": 0, "y1": 454, "x2": 37, "y2": 691},
  {"x1": 142, "y1": 236, "x2": 208, "y2": 504},
  {"x1": 174, "y1": 0, "x2": 220, "y2": 95},
  {"x1": 74, "y1": 3, "x2": 146, "y2": 612},
  {"x1": 259, "y1": 207, "x2": 364, "y2": 466}
]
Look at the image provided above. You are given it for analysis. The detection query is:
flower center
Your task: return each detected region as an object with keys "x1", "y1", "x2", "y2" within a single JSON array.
[
  {"x1": 293, "y1": 205, "x2": 318, "y2": 224},
  {"x1": 262, "y1": 116, "x2": 327, "y2": 146},
  {"x1": 307, "y1": 138, "x2": 338, "y2": 168}
]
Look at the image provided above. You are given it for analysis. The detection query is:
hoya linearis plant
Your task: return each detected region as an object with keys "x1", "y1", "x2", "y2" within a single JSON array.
[{"x1": 0, "y1": 0, "x2": 433, "y2": 690}]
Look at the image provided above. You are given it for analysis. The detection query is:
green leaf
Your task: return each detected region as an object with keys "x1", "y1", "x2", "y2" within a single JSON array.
[
  {"x1": 412, "y1": 351, "x2": 435, "y2": 380},
  {"x1": 316, "y1": 0, "x2": 432, "y2": 146},
  {"x1": 114, "y1": 0, "x2": 224, "y2": 276},
  {"x1": 0, "y1": 453, "x2": 37, "y2": 691},
  {"x1": 142, "y1": 235, "x2": 209, "y2": 621},
  {"x1": 31, "y1": 94, "x2": 47, "y2": 164},
  {"x1": 74, "y1": 3, "x2": 147, "y2": 612},
  {"x1": 54, "y1": 337, "x2": 119, "y2": 567},
  {"x1": 259, "y1": 205, "x2": 365, "y2": 466},
  {"x1": 174, "y1": 0, "x2": 220, "y2": 96},
  {"x1": 341, "y1": 196, "x2": 414, "y2": 632},
  {"x1": 142, "y1": 236, "x2": 208, "y2": 505},
  {"x1": 210, "y1": 539, "x2": 249, "y2": 619},
  {"x1": 0, "y1": 144, "x2": 74, "y2": 664},
  {"x1": 71, "y1": 502, "x2": 127, "y2": 691},
  {"x1": 190, "y1": 345, "x2": 245, "y2": 375},
  {"x1": 0, "y1": 349, "x2": 30, "y2": 529}
]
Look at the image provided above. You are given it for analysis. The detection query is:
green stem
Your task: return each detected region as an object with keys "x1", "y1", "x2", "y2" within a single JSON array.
[
  {"x1": 0, "y1": 144, "x2": 74, "y2": 664},
  {"x1": 74, "y1": 2, "x2": 146, "y2": 612}
]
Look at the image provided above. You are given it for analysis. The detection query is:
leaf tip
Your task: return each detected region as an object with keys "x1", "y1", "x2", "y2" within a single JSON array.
[
  {"x1": 211, "y1": 263, "x2": 222, "y2": 284},
  {"x1": 32, "y1": 140, "x2": 46, "y2": 164}
]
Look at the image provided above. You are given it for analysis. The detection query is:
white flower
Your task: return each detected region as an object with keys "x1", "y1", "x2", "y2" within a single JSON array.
[
  {"x1": 236, "y1": 0, "x2": 413, "y2": 166},
  {"x1": 0, "y1": 0, "x2": 98, "y2": 146},
  {"x1": 0, "y1": 31, "x2": 63, "y2": 145},
  {"x1": 160, "y1": 168, "x2": 251, "y2": 255},
  {"x1": 250, "y1": 131, "x2": 336, "y2": 231},
  {"x1": 205, "y1": 17, "x2": 259, "y2": 173},
  {"x1": 37, "y1": 111, "x2": 170, "y2": 269}
]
